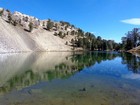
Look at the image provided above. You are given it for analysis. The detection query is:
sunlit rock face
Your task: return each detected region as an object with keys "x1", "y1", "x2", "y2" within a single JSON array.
[
  {"x1": 1, "y1": 8, "x2": 40, "y2": 30},
  {"x1": 0, "y1": 8, "x2": 78, "y2": 34},
  {"x1": 0, "y1": 17, "x2": 72, "y2": 52},
  {"x1": 1, "y1": 10, "x2": 9, "y2": 22},
  {"x1": 0, "y1": 8, "x2": 80, "y2": 52},
  {"x1": 12, "y1": 11, "x2": 40, "y2": 30}
]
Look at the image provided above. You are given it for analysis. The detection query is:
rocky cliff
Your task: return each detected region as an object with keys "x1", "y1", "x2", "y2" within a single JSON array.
[{"x1": 0, "y1": 8, "x2": 79, "y2": 53}]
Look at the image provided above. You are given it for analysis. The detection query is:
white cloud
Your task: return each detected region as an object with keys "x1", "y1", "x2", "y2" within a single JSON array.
[
  {"x1": 123, "y1": 74, "x2": 140, "y2": 80},
  {"x1": 121, "y1": 18, "x2": 140, "y2": 25}
]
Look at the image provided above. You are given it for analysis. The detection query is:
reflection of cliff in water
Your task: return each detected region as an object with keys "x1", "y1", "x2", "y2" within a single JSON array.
[
  {"x1": 0, "y1": 52, "x2": 75, "y2": 94},
  {"x1": 121, "y1": 53, "x2": 140, "y2": 73},
  {"x1": 0, "y1": 52, "x2": 119, "y2": 94}
]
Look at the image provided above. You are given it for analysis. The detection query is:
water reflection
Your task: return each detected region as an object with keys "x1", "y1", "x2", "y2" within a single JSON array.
[
  {"x1": 0, "y1": 52, "x2": 140, "y2": 105},
  {"x1": 0, "y1": 52, "x2": 77, "y2": 94},
  {"x1": 121, "y1": 53, "x2": 140, "y2": 73},
  {"x1": 0, "y1": 52, "x2": 119, "y2": 94}
]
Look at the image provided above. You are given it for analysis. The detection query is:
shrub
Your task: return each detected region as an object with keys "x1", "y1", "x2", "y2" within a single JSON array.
[
  {"x1": 58, "y1": 31, "x2": 63, "y2": 38},
  {"x1": 54, "y1": 32, "x2": 58, "y2": 36},
  {"x1": 43, "y1": 21, "x2": 45, "y2": 26},
  {"x1": 65, "y1": 41, "x2": 68, "y2": 45},
  {"x1": 8, "y1": 12, "x2": 12, "y2": 23},
  {"x1": 13, "y1": 20, "x2": 18, "y2": 26},
  {"x1": 0, "y1": 9, "x2": 4, "y2": 16},
  {"x1": 28, "y1": 22, "x2": 33, "y2": 32},
  {"x1": 47, "y1": 19, "x2": 54, "y2": 31}
]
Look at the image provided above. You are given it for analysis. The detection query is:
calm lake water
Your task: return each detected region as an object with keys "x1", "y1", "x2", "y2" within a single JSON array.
[{"x1": 0, "y1": 52, "x2": 140, "y2": 105}]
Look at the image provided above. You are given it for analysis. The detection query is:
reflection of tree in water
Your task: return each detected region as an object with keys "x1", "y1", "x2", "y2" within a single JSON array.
[
  {"x1": 71, "y1": 52, "x2": 118, "y2": 68},
  {"x1": 0, "y1": 52, "x2": 118, "y2": 94},
  {"x1": 121, "y1": 53, "x2": 140, "y2": 73},
  {"x1": 0, "y1": 65, "x2": 78, "y2": 94}
]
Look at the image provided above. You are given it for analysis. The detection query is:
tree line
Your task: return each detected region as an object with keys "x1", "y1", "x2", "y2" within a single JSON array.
[
  {"x1": 71, "y1": 29, "x2": 121, "y2": 51},
  {"x1": 121, "y1": 28, "x2": 140, "y2": 50},
  {"x1": 71, "y1": 28, "x2": 140, "y2": 51}
]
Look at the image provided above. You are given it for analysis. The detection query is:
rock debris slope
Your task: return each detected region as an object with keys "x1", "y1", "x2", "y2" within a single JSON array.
[{"x1": 0, "y1": 8, "x2": 79, "y2": 53}]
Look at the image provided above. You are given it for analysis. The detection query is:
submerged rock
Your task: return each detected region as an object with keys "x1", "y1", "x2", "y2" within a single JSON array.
[{"x1": 79, "y1": 88, "x2": 86, "y2": 92}]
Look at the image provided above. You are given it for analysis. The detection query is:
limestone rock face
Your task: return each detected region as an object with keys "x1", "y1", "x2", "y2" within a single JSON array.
[
  {"x1": 1, "y1": 10, "x2": 9, "y2": 22},
  {"x1": 0, "y1": 17, "x2": 72, "y2": 52},
  {"x1": 0, "y1": 7, "x2": 80, "y2": 53}
]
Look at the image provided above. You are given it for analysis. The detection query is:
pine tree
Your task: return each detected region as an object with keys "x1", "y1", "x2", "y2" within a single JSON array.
[
  {"x1": 0, "y1": 9, "x2": 4, "y2": 16},
  {"x1": 8, "y1": 12, "x2": 12, "y2": 23},
  {"x1": 28, "y1": 22, "x2": 33, "y2": 32},
  {"x1": 47, "y1": 19, "x2": 54, "y2": 31}
]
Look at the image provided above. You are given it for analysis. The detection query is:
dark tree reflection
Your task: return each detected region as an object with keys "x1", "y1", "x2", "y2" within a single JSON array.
[{"x1": 121, "y1": 53, "x2": 140, "y2": 73}]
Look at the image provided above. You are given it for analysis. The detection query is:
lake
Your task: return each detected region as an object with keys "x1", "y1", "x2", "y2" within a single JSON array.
[{"x1": 0, "y1": 52, "x2": 140, "y2": 105}]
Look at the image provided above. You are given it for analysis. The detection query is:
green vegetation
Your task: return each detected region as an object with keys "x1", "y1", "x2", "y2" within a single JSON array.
[
  {"x1": 71, "y1": 31, "x2": 120, "y2": 51},
  {"x1": 7, "y1": 11, "x2": 12, "y2": 23},
  {"x1": 13, "y1": 20, "x2": 18, "y2": 26},
  {"x1": 58, "y1": 31, "x2": 63, "y2": 38},
  {"x1": 54, "y1": 32, "x2": 58, "y2": 36},
  {"x1": 0, "y1": 9, "x2": 4, "y2": 16},
  {"x1": 28, "y1": 22, "x2": 33, "y2": 32},
  {"x1": 121, "y1": 52, "x2": 140, "y2": 73},
  {"x1": 47, "y1": 19, "x2": 54, "y2": 31},
  {"x1": 43, "y1": 21, "x2": 45, "y2": 26},
  {"x1": 121, "y1": 28, "x2": 140, "y2": 50},
  {"x1": 65, "y1": 41, "x2": 68, "y2": 45},
  {"x1": 60, "y1": 21, "x2": 71, "y2": 26}
]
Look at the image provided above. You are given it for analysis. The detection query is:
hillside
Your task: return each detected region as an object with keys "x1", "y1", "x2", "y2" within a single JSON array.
[
  {"x1": 0, "y1": 17, "x2": 73, "y2": 52},
  {"x1": 0, "y1": 8, "x2": 79, "y2": 53},
  {"x1": 0, "y1": 8, "x2": 120, "y2": 53}
]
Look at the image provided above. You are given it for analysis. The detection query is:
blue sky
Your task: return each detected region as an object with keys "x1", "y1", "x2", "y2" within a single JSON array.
[{"x1": 0, "y1": 0, "x2": 140, "y2": 42}]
